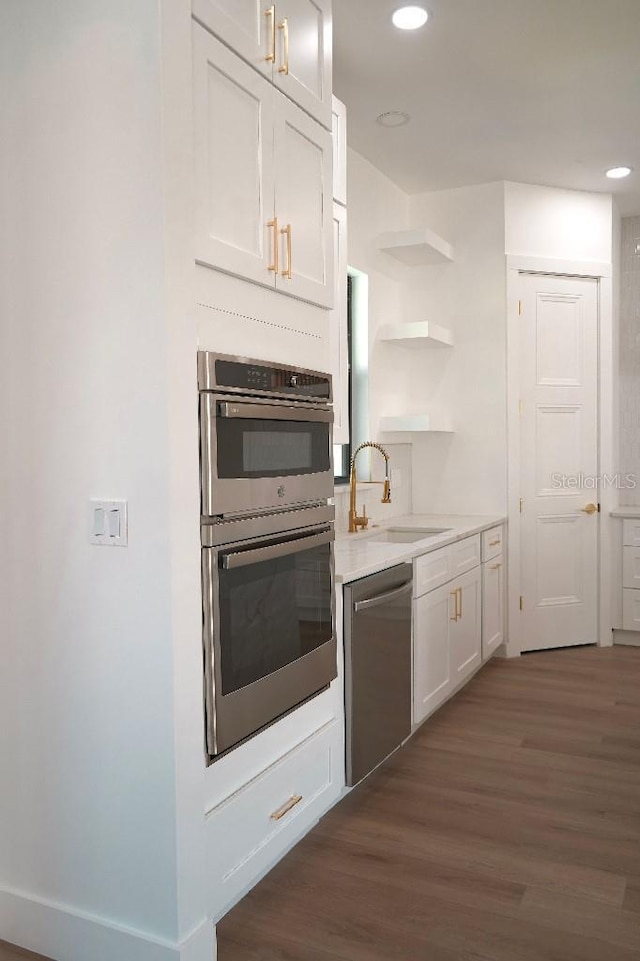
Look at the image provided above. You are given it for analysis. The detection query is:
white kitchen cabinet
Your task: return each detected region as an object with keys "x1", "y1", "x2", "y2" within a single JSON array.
[
  {"x1": 332, "y1": 95, "x2": 347, "y2": 206},
  {"x1": 192, "y1": 0, "x2": 272, "y2": 76},
  {"x1": 623, "y1": 519, "x2": 640, "y2": 549},
  {"x1": 274, "y1": 92, "x2": 333, "y2": 306},
  {"x1": 449, "y1": 566, "x2": 482, "y2": 687},
  {"x1": 413, "y1": 582, "x2": 452, "y2": 725},
  {"x1": 193, "y1": 25, "x2": 276, "y2": 287},
  {"x1": 330, "y1": 202, "x2": 348, "y2": 443},
  {"x1": 205, "y1": 719, "x2": 341, "y2": 919},
  {"x1": 482, "y1": 553, "x2": 504, "y2": 660},
  {"x1": 193, "y1": 21, "x2": 333, "y2": 308},
  {"x1": 274, "y1": 0, "x2": 332, "y2": 130},
  {"x1": 413, "y1": 536, "x2": 482, "y2": 726},
  {"x1": 623, "y1": 547, "x2": 640, "y2": 589},
  {"x1": 193, "y1": 0, "x2": 332, "y2": 129}
]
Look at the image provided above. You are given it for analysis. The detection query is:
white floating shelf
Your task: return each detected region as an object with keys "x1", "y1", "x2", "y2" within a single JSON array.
[
  {"x1": 379, "y1": 415, "x2": 454, "y2": 433},
  {"x1": 377, "y1": 227, "x2": 454, "y2": 266},
  {"x1": 378, "y1": 321, "x2": 453, "y2": 348}
]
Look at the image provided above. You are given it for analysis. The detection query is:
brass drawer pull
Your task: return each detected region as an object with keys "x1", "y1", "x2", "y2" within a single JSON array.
[
  {"x1": 489, "y1": 562, "x2": 502, "y2": 571},
  {"x1": 450, "y1": 589, "x2": 458, "y2": 621},
  {"x1": 270, "y1": 794, "x2": 303, "y2": 821},
  {"x1": 280, "y1": 223, "x2": 292, "y2": 279},
  {"x1": 489, "y1": 538, "x2": 501, "y2": 547},
  {"x1": 267, "y1": 217, "x2": 279, "y2": 273},
  {"x1": 265, "y1": 6, "x2": 276, "y2": 63},
  {"x1": 278, "y1": 18, "x2": 289, "y2": 74}
]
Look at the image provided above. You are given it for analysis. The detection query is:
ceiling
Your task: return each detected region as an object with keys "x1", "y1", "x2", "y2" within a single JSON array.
[{"x1": 333, "y1": 0, "x2": 640, "y2": 215}]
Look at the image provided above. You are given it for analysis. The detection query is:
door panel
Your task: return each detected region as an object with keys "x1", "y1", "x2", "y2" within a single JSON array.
[
  {"x1": 519, "y1": 274, "x2": 599, "y2": 652},
  {"x1": 449, "y1": 567, "x2": 481, "y2": 686},
  {"x1": 413, "y1": 583, "x2": 452, "y2": 725},
  {"x1": 192, "y1": 0, "x2": 272, "y2": 75},
  {"x1": 275, "y1": 95, "x2": 333, "y2": 307},
  {"x1": 274, "y1": 0, "x2": 332, "y2": 129},
  {"x1": 193, "y1": 24, "x2": 276, "y2": 287},
  {"x1": 482, "y1": 557, "x2": 504, "y2": 660}
]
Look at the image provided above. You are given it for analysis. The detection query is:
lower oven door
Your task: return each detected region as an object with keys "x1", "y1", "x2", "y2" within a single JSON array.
[{"x1": 202, "y1": 523, "x2": 336, "y2": 759}]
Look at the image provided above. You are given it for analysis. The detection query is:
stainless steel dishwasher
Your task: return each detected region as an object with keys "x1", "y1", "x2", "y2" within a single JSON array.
[{"x1": 344, "y1": 563, "x2": 413, "y2": 786}]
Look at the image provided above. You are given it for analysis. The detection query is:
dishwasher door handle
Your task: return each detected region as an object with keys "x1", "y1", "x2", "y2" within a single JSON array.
[{"x1": 353, "y1": 580, "x2": 412, "y2": 613}]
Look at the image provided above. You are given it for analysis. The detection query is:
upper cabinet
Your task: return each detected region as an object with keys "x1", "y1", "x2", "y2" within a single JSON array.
[
  {"x1": 332, "y1": 96, "x2": 347, "y2": 206},
  {"x1": 193, "y1": 0, "x2": 332, "y2": 129},
  {"x1": 193, "y1": 22, "x2": 333, "y2": 308}
]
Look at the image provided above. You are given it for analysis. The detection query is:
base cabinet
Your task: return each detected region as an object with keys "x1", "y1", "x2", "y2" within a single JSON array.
[
  {"x1": 205, "y1": 720, "x2": 341, "y2": 919},
  {"x1": 482, "y1": 553, "x2": 505, "y2": 659},
  {"x1": 449, "y1": 566, "x2": 482, "y2": 686},
  {"x1": 413, "y1": 543, "x2": 482, "y2": 726}
]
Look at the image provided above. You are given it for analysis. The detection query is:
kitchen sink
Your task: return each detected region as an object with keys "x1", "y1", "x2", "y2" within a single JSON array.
[{"x1": 367, "y1": 527, "x2": 452, "y2": 544}]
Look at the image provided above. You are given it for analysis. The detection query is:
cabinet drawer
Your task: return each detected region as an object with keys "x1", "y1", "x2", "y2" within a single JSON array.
[
  {"x1": 205, "y1": 721, "x2": 340, "y2": 917},
  {"x1": 623, "y1": 519, "x2": 640, "y2": 547},
  {"x1": 482, "y1": 526, "x2": 504, "y2": 562},
  {"x1": 414, "y1": 545, "x2": 452, "y2": 597},
  {"x1": 623, "y1": 589, "x2": 640, "y2": 631},
  {"x1": 451, "y1": 534, "x2": 481, "y2": 576}
]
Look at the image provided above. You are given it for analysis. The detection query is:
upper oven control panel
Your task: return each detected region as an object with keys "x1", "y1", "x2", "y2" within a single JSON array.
[{"x1": 197, "y1": 351, "x2": 332, "y2": 403}]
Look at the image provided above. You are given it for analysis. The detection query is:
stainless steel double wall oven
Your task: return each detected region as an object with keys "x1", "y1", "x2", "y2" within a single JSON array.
[{"x1": 198, "y1": 352, "x2": 337, "y2": 761}]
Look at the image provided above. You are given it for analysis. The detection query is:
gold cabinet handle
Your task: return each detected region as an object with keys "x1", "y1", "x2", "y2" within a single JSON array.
[
  {"x1": 267, "y1": 217, "x2": 279, "y2": 273},
  {"x1": 278, "y1": 18, "x2": 289, "y2": 74},
  {"x1": 489, "y1": 562, "x2": 502, "y2": 571},
  {"x1": 270, "y1": 794, "x2": 302, "y2": 821},
  {"x1": 580, "y1": 503, "x2": 598, "y2": 515},
  {"x1": 280, "y1": 223, "x2": 292, "y2": 279},
  {"x1": 489, "y1": 538, "x2": 501, "y2": 546},
  {"x1": 458, "y1": 586, "x2": 463, "y2": 620},
  {"x1": 450, "y1": 589, "x2": 458, "y2": 621},
  {"x1": 265, "y1": 6, "x2": 276, "y2": 62}
]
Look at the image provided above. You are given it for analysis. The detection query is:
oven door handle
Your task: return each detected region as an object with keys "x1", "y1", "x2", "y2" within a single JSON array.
[
  {"x1": 221, "y1": 529, "x2": 334, "y2": 569},
  {"x1": 217, "y1": 401, "x2": 333, "y2": 424}
]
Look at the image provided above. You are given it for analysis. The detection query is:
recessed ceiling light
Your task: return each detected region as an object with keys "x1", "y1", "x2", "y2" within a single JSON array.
[
  {"x1": 376, "y1": 111, "x2": 411, "y2": 127},
  {"x1": 606, "y1": 166, "x2": 633, "y2": 179},
  {"x1": 392, "y1": 6, "x2": 429, "y2": 30}
]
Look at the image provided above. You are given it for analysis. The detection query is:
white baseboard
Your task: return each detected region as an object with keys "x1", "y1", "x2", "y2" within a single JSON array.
[
  {"x1": 0, "y1": 886, "x2": 215, "y2": 961},
  {"x1": 613, "y1": 629, "x2": 640, "y2": 647}
]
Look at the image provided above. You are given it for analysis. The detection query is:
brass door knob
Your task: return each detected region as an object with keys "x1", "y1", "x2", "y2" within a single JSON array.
[{"x1": 580, "y1": 503, "x2": 598, "y2": 515}]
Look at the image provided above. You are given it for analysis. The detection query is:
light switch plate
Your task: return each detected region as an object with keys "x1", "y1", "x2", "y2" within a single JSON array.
[{"x1": 89, "y1": 499, "x2": 128, "y2": 546}]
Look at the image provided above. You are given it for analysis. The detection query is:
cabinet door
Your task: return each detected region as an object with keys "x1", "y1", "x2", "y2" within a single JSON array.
[
  {"x1": 192, "y1": 0, "x2": 273, "y2": 76},
  {"x1": 193, "y1": 23, "x2": 277, "y2": 288},
  {"x1": 450, "y1": 567, "x2": 482, "y2": 688},
  {"x1": 413, "y1": 583, "x2": 454, "y2": 726},
  {"x1": 275, "y1": 94, "x2": 333, "y2": 307},
  {"x1": 330, "y1": 203, "x2": 348, "y2": 444},
  {"x1": 482, "y1": 555, "x2": 504, "y2": 660},
  {"x1": 332, "y1": 96, "x2": 347, "y2": 206},
  {"x1": 273, "y1": 0, "x2": 332, "y2": 129}
]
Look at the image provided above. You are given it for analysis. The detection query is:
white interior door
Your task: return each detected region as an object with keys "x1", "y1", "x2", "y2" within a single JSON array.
[
  {"x1": 274, "y1": 93, "x2": 333, "y2": 307},
  {"x1": 519, "y1": 273, "x2": 599, "y2": 652},
  {"x1": 193, "y1": 23, "x2": 276, "y2": 287}
]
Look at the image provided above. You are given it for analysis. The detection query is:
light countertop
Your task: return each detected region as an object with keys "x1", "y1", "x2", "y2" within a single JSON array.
[{"x1": 335, "y1": 513, "x2": 506, "y2": 584}]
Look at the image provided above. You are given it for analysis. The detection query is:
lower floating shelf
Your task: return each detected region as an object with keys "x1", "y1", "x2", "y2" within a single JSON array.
[{"x1": 379, "y1": 415, "x2": 454, "y2": 433}]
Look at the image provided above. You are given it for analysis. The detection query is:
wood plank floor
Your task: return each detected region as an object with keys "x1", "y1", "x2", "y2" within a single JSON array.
[
  {"x1": 3, "y1": 647, "x2": 640, "y2": 961},
  {"x1": 217, "y1": 646, "x2": 640, "y2": 961}
]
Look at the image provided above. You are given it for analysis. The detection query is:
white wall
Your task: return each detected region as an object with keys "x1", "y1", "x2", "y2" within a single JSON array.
[
  {"x1": 505, "y1": 181, "x2": 613, "y2": 262},
  {"x1": 340, "y1": 148, "x2": 413, "y2": 526},
  {"x1": 0, "y1": 1, "x2": 188, "y2": 955},
  {"x1": 408, "y1": 183, "x2": 508, "y2": 515}
]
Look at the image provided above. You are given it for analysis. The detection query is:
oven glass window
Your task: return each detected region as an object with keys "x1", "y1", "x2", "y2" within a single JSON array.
[
  {"x1": 218, "y1": 539, "x2": 333, "y2": 695},
  {"x1": 217, "y1": 418, "x2": 330, "y2": 478}
]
